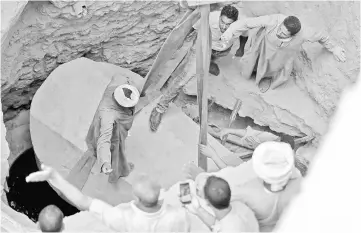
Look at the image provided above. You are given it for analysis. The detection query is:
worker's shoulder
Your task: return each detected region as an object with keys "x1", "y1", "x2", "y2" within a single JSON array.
[
  {"x1": 114, "y1": 202, "x2": 134, "y2": 213},
  {"x1": 163, "y1": 204, "x2": 187, "y2": 217}
]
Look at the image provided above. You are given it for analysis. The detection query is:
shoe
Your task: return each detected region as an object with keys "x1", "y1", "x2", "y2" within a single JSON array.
[
  {"x1": 149, "y1": 107, "x2": 163, "y2": 132},
  {"x1": 234, "y1": 47, "x2": 245, "y2": 57},
  {"x1": 258, "y1": 77, "x2": 272, "y2": 93},
  {"x1": 209, "y1": 62, "x2": 220, "y2": 76}
]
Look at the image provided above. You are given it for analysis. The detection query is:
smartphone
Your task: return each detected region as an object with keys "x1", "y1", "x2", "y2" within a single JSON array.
[{"x1": 179, "y1": 182, "x2": 192, "y2": 204}]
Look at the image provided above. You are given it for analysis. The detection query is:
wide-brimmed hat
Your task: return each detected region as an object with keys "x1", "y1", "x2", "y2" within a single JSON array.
[
  {"x1": 252, "y1": 141, "x2": 295, "y2": 185},
  {"x1": 113, "y1": 84, "x2": 140, "y2": 108}
]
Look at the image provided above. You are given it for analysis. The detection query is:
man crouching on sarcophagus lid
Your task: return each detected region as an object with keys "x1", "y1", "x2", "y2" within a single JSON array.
[{"x1": 85, "y1": 75, "x2": 140, "y2": 183}]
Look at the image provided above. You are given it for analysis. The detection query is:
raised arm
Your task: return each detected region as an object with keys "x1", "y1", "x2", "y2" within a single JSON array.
[
  {"x1": 222, "y1": 14, "x2": 279, "y2": 41},
  {"x1": 303, "y1": 27, "x2": 346, "y2": 62},
  {"x1": 26, "y1": 164, "x2": 93, "y2": 211},
  {"x1": 26, "y1": 164, "x2": 126, "y2": 230}
]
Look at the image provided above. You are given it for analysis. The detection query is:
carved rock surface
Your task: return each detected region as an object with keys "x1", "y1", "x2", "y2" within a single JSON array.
[{"x1": 1, "y1": 0, "x2": 184, "y2": 122}]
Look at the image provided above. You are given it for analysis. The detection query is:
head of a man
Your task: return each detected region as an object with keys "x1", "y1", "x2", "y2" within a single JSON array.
[
  {"x1": 38, "y1": 205, "x2": 64, "y2": 232},
  {"x1": 203, "y1": 176, "x2": 231, "y2": 211},
  {"x1": 253, "y1": 141, "x2": 295, "y2": 192},
  {"x1": 133, "y1": 174, "x2": 161, "y2": 208},
  {"x1": 219, "y1": 5, "x2": 239, "y2": 33},
  {"x1": 277, "y1": 16, "x2": 301, "y2": 39}
]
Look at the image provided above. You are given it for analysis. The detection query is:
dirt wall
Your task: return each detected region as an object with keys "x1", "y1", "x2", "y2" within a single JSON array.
[{"x1": 1, "y1": 0, "x2": 184, "y2": 122}]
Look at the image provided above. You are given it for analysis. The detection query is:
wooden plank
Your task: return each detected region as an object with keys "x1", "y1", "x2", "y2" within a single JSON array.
[
  {"x1": 140, "y1": 9, "x2": 200, "y2": 96},
  {"x1": 134, "y1": 35, "x2": 195, "y2": 114},
  {"x1": 196, "y1": 5, "x2": 211, "y2": 171},
  {"x1": 186, "y1": 0, "x2": 227, "y2": 7}
]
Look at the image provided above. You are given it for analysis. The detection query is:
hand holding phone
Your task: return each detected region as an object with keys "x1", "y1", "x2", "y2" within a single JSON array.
[{"x1": 179, "y1": 182, "x2": 192, "y2": 204}]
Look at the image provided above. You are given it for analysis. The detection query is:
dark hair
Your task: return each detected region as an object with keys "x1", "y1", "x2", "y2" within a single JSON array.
[
  {"x1": 283, "y1": 16, "x2": 301, "y2": 36},
  {"x1": 203, "y1": 176, "x2": 231, "y2": 210},
  {"x1": 220, "y1": 5, "x2": 239, "y2": 22},
  {"x1": 280, "y1": 135, "x2": 295, "y2": 150},
  {"x1": 38, "y1": 205, "x2": 64, "y2": 232}
]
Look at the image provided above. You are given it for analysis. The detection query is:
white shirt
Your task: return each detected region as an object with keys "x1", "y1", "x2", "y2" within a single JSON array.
[
  {"x1": 193, "y1": 11, "x2": 236, "y2": 51},
  {"x1": 213, "y1": 201, "x2": 259, "y2": 232},
  {"x1": 89, "y1": 199, "x2": 190, "y2": 232}
]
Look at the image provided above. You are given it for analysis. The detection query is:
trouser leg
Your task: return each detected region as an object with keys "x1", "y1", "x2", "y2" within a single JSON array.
[
  {"x1": 235, "y1": 36, "x2": 248, "y2": 57},
  {"x1": 156, "y1": 44, "x2": 197, "y2": 113}
]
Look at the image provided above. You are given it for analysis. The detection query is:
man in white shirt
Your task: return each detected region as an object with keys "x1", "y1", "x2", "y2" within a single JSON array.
[
  {"x1": 149, "y1": 4, "x2": 239, "y2": 132},
  {"x1": 26, "y1": 164, "x2": 190, "y2": 232},
  {"x1": 186, "y1": 175, "x2": 259, "y2": 232}
]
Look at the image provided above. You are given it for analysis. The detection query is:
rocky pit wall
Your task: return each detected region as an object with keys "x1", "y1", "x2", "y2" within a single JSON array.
[{"x1": 0, "y1": 0, "x2": 360, "y2": 226}]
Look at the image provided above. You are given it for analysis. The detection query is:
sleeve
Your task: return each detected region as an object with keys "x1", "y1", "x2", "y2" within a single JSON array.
[
  {"x1": 244, "y1": 14, "x2": 278, "y2": 29},
  {"x1": 303, "y1": 27, "x2": 336, "y2": 52},
  {"x1": 89, "y1": 199, "x2": 124, "y2": 230},
  {"x1": 222, "y1": 15, "x2": 279, "y2": 41},
  {"x1": 96, "y1": 113, "x2": 114, "y2": 169},
  {"x1": 212, "y1": 40, "x2": 234, "y2": 51}
]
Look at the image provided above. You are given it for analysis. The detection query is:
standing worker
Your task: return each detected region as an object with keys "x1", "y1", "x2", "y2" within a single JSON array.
[
  {"x1": 149, "y1": 1, "x2": 240, "y2": 132},
  {"x1": 69, "y1": 74, "x2": 140, "y2": 188},
  {"x1": 88, "y1": 75, "x2": 140, "y2": 182}
]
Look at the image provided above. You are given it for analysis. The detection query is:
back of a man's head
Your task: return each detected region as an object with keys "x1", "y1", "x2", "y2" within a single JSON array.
[
  {"x1": 204, "y1": 176, "x2": 231, "y2": 210},
  {"x1": 133, "y1": 174, "x2": 161, "y2": 208},
  {"x1": 38, "y1": 205, "x2": 64, "y2": 232},
  {"x1": 283, "y1": 16, "x2": 301, "y2": 36}
]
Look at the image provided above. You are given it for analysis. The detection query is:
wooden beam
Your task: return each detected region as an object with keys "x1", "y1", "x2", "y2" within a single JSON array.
[
  {"x1": 196, "y1": 4, "x2": 211, "y2": 171},
  {"x1": 140, "y1": 9, "x2": 199, "y2": 96},
  {"x1": 186, "y1": 0, "x2": 228, "y2": 7}
]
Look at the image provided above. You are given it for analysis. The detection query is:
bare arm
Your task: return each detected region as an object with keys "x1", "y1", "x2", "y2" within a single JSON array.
[
  {"x1": 221, "y1": 128, "x2": 247, "y2": 138},
  {"x1": 211, "y1": 153, "x2": 228, "y2": 170},
  {"x1": 199, "y1": 144, "x2": 227, "y2": 169},
  {"x1": 26, "y1": 165, "x2": 95, "y2": 212}
]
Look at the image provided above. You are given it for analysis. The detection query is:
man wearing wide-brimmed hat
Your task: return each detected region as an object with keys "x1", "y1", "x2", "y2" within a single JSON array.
[
  {"x1": 67, "y1": 74, "x2": 141, "y2": 187},
  {"x1": 89, "y1": 79, "x2": 139, "y2": 182}
]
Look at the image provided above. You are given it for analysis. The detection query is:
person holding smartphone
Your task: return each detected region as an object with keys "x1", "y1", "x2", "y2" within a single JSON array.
[{"x1": 184, "y1": 176, "x2": 259, "y2": 232}]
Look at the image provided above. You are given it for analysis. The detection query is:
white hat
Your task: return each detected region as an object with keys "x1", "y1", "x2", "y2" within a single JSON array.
[
  {"x1": 113, "y1": 84, "x2": 140, "y2": 108},
  {"x1": 252, "y1": 141, "x2": 295, "y2": 185}
]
